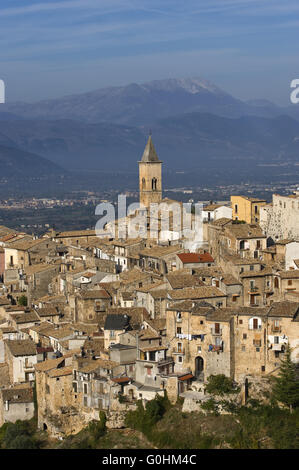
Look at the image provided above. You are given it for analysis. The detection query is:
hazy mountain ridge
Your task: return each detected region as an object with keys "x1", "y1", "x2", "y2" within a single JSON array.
[
  {"x1": 0, "y1": 112, "x2": 298, "y2": 172},
  {"x1": 2, "y1": 77, "x2": 297, "y2": 125},
  {"x1": 0, "y1": 144, "x2": 65, "y2": 178},
  {"x1": 0, "y1": 77, "x2": 298, "y2": 177}
]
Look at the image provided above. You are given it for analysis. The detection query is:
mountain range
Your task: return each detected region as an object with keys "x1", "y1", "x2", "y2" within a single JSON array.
[
  {"x1": 0, "y1": 144, "x2": 64, "y2": 179},
  {"x1": 0, "y1": 77, "x2": 298, "y2": 178},
  {"x1": 2, "y1": 77, "x2": 299, "y2": 126}
]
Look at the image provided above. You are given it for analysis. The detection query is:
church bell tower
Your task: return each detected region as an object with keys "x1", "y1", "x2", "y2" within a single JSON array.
[{"x1": 138, "y1": 136, "x2": 162, "y2": 208}]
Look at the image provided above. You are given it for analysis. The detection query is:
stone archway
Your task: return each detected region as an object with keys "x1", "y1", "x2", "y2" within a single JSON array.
[{"x1": 195, "y1": 356, "x2": 204, "y2": 380}]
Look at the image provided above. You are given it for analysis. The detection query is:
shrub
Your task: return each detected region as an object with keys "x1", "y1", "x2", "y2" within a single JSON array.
[
  {"x1": 0, "y1": 420, "x2": 40, "y2": 449},
  {"x1": 18, "y1": 295, "x2": 28, "y2": 306},
  {"x1": 201, "y1": 398, "x2": 220, "y2": 416},
  {"x1": 205, "y1": 374, "x2": 240, "y2": 396},
  {"x1": 125, "y1": 393, "x2": 170, "y2": 436}
]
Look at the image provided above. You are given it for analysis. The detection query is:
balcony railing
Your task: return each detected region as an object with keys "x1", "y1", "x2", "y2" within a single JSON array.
[
  {"x1": 248, "y1": 325, "x2": 262, "y2": 330},
  {"x1": 210, "y1": 328, "x2": 223, "y2": 336},
  {"x1": 173, "y1": 348, "x2": 185, "y2": 355},
  {"x1": 271, "y1": 326, "x2": 281, "y2": 333},
  {"x1": 208, "y1": 344, "x2": 223, "y2": 352}
]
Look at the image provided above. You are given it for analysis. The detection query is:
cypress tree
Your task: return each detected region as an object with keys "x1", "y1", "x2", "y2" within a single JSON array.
[{"x1": 272, "y1": 344, "x2": 299, "y2": 412}]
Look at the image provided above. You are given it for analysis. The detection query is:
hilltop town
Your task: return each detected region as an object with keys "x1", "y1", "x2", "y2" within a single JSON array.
[{"x1": 0, "y1": 137, "x2": 298, "y2": 445}]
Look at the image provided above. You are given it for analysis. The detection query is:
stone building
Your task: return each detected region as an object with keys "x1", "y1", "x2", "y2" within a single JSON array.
[
  {"x1": 231, "y1": 195, "x2": 267, "y2": 224},
  {"x1": 4, "y1": 339, "x2": 37, "y2": 384},
  {"x1": 0, "y1": 385, "x2": 34, "y2": 426},
  {"x1": 260, "y1": 191, "x2": 299, "y2": 242},
  {"x1": 139, "y1": 136, "x2": 162, "y2": 208},
  {"x1": 35, "y1": 354, "x2": 75, "y2": 436},
  {"x1": 69, "y1": 288, "x2": 112, "y2": 324},
  {"x1": 166, "y1": 302, "x2": 233, "y2": 381}
]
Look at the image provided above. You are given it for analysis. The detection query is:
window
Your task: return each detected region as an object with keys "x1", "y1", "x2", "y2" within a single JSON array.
[
  {"x1": 261, "y1": 366, "x2": 265, "y2": 372},
  {"x1": 178, "y1": 356, "x2": 183, "y2": 363},
  {"x1": 152, "y1": 177, "x2": 157, "y2": 190},
  {"x1": 243, "y1": 334, "x2": 247, "y2": 339},
  {"x1": 177, "y1": 327, "x2": 182, "y2": 335},
  {"x1": 288, "y1": 280, "x2": 293, "y2": 286},
  {"x1": 235, "y1": 204, "x2": 238, "y2": 214},
  {"x1": 83, "y1": 383, "x2": 88, "y2": 394},
  {"x1": 253, "y1": 318, "x2": 258, "y2": 330},
  {"x1": 177, "y1": 342, "x2": 183, "y2": 353},
  {"x1": 274, "y1": 336, "x2": 279, "y2": 344},
  {"x1": 239, "y1": 319, "x2": 243, "y2": 324},
  {"x1": 250, "y1": 265, "x2": 254, "y2": 271},
  {"x1": 73, "y1": 382, "x2": 78, "y2": 393}
]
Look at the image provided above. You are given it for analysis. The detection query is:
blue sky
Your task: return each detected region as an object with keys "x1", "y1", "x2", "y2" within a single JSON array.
[{"x1": 0, "y1": 0, "x2": 299, "y2": 104}]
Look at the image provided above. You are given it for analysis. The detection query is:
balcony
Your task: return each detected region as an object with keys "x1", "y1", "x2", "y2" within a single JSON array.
[
  {"x1": 271, "y1": 326, "x2": 281, "y2": 333},
  {"x1": 248, "y1": 287, "x2": 259, "y2": 294},
  {"x1": 173, "y1": 348, "x2": 185, "y2": 355},
  {"x1": 210, "y1": 327, "x2": 223, "y2": 336},
  {"x1": 208, "y1": 344, "x2": 223, "y2": 353},
  {"x1": 158, "y1": 356, "x2": 174, "y2": 367}
]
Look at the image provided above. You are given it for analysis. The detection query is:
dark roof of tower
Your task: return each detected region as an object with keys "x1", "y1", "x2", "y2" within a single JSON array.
[{"x1": 140, "y1": 136, "x2": 161, "y2": 163}]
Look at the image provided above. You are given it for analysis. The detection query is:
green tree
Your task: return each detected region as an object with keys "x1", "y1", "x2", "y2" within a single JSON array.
[
  {"x1": 272, "y1": 345, "x2": 299, "y2": 412},
  {"x1": 18, "y1": 295, "x2": 28, "y2": 306},
  {"x1": 205, "y1": 374, "x2": 240, "y2": 396}
]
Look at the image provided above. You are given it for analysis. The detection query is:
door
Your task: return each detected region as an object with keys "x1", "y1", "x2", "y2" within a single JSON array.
[{"x1": 195, "y1": 356, "x2": 204, "y2": 377}]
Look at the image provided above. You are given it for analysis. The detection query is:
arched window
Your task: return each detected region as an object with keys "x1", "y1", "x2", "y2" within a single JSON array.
[
  {"x1": 142, "y1": 177, "x2": 146, "y2": 190},
  {"x1": 152, "y1": 177, "x2": 157, "y2": 190},
  {"x1": 274, "y1": 277, "x2": 279, "y2": 288}
]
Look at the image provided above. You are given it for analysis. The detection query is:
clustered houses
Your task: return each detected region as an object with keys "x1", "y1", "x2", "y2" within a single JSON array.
[{"x1": 0, "y1": 137, "x2": 298, "y2": 436}]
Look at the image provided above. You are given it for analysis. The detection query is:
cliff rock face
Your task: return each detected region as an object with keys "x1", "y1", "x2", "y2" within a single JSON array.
[{"x1": 106, "y1": 399, "x2": 137, "y2": 429}]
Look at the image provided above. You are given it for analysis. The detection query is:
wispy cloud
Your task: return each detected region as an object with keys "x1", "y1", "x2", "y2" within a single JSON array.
[
  {"x1": 0, "y1": 0, "x2": 129, "y2": 17},
  {"x1": 0, "y1": 0, "x2": 298, "y2": 104}
]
